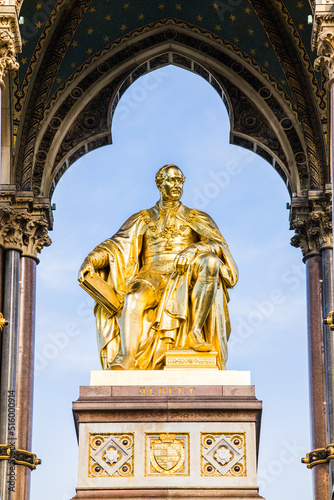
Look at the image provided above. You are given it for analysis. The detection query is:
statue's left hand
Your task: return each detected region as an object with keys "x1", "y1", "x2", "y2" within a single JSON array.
[
  {"x1": 78, "y1": 260, "x2": 95, "y2": 282},
  {"x1": 174, "y1": 245, "x2": 198, "y2": 275}
]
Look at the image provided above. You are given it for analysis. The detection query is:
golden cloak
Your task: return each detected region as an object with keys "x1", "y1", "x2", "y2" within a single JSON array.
[{"x1": 93, "y1": 203, "x2": 238, "y2": 370}]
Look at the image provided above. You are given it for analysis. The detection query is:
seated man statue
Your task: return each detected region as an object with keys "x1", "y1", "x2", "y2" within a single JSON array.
[{"x1": 78, "y1": 164, "x2": 238, "y2": 370}]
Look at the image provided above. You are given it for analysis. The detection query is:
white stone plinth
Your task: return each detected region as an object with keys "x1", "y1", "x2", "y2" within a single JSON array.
[{"x1": 90, "y1": 369, "x2": 251, "y2": 386}]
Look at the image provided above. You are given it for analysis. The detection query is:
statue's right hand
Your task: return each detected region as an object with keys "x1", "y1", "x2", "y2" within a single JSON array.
[{"x1": 78, "y1": 261, "x2": 95, "y2": 282}]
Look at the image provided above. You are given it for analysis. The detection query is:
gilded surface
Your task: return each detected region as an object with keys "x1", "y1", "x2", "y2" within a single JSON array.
[
  {"x1": 79, "y1": 165, "x2": 238, "y2": 370},
  {"x1": 146, "y1": 433, "x2": 189, "y2": 476},
  {"x1": 89, "y1": 433, "x2": 134, "y2": 478},
  {"x1": 201, "y1": 432, "x2": 246, "y2": 477}
]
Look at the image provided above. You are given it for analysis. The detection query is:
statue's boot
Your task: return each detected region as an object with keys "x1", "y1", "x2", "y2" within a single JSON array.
[
  {"x1": 109, "y1": 356, "x2": 136, "y2": 370},
  {"x1": 187, "y1": 330, "x2": 212, "y2": 352}
]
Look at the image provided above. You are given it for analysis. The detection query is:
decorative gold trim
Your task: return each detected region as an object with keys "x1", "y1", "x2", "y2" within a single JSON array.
[
  {"x1": 0, "y1": 312, "x2": 8, "y2": 331},
  {"x1": 0, "y1": 445, "x2": 41, "y2": 470},
  {"x1": 88, "y1": 433, "x2": 134, "y2": 478},
  {"x1": 302, "y1": 443, "x2": 334, "y2": 468},
  {"x1": 201, "y1": 432, "x2": 247, "y2": 477},
  {"x1": 324, "y1": 311, "x2": 334, "y2": 331},
  {"x1": 145, "y1": 432, "x2": 190, "y2": 477}
]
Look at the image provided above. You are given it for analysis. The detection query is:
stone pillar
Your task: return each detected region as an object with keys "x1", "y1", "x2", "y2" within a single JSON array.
[
  {"x1": 306, "y1": 255, "x2": 330, "y2": 500},
  {"x1": 12, "y1": 257, "x2": 36, "y2": 500},
  {"x1": 0, "y1": 249, "x2": 21, "y2": 500},
  {"x1": 0, "y1": 196, "x2": 52, "y2": 500},
  {"x1": 291, "y1": 194, "x2": 332, "y2": 500},
  {"x1": 312, "y1": 11, "x2": 334, "y2": 495}
]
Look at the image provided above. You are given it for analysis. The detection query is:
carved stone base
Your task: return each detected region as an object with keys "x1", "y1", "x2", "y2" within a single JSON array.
[{"x1": 70, "y1": 371, "x2": 265, "y2": 500}]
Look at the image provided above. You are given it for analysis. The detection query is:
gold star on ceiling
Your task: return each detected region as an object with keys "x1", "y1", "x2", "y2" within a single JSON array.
[
  {"x1": 56, "y1": 77, "x2": 62, "y2": 84},
  {"x1": 176, "y1": 4, "x2": 182, "y2": 10},
  {"x1": 230, "y1": 14, "x2": 236, "y2": 21},
  {"x1": 250, "y1": 49, "x2": 255, "y2": 55},
  {"x1": 22, "y1": 39, "x2": 27, "y2": 46},
  {"x1": 248, "y1": 29, "x2": 254, "y2": 35},
  {"x1": 264, "y1": 61, "x2": 269, "y2": 67},
  {"x1": 36, "y1": 21, "x2": 42, "y2": 28},
  {"x1": 90, "y1": 7, "x2": 96, "y2": 12},
  {"x1": 105, "y1": 14, "x2": 111, "y2": 20},
  {"x1": 197, "y1": 15, "x2": 203, "y2": 21},
  {"x1": 123, "y1": 3, "x2": 130, "y2": 8},
  {"x1": 297, "y1": 2, "x2": 303, "y2": 8},
  {"x1": 212, "y1": 3, "x2": 219, "y2": 9},
  {"x1": 87, "y1": 48, "x2": 93, "y2": 54},
  {"x1": 299, "y1": 23, "x2": 303, "y2": 29},
  {"x1": 104, "y1": 35, "x2": 110, "y2": 42},
  {"x1": 121, "y1": 24, "x2": 127, "y2": 30},
  {"x1": 234, "y1": 37, "x2": 239, "y2": 43},
  {"x1": 36, "y1": 3, "x2": 41, "y2": 9},
  {"x1": 265, "y1": 42, "x2": 270, "y2": 47},
  {"x1": 88, "y1": 27, "x2": 94, "y2": 34},
  {"x1": 281, "y1": 79, "x2": 286, "y2": 85},
  {"x1": 72, "y1": 40, "x2": 78, "y2": 47},
  {"x1": 158, "y1": 3, "x2": 165, "y2": 9},
  {"x1": 71, "y1": 62, "x2": 76, "y2": 68},
  {"x1": 245, "y1": 7, "x2": 251, "y2": 14},
  {"x1": 21, "y1": 57, "x2": 27, "y2": 64},
  {"x1": 215, "y1": 24, "x2": 222, "y2": 31},
  {"x1": 139, "y1": 13, "x2": 144, "y2": 20}
]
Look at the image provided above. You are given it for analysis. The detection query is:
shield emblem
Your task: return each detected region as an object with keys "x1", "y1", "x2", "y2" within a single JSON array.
[
  {"x1": 153, "y1": 442, "x2": 182, "y2": 470},
  {"x1": 150, "y1": 434, "x2": 185, "y2": 474}
]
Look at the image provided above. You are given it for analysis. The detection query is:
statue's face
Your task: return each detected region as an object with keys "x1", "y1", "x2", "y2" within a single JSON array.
[{"x1": 160, "y1": 167, "x2": 184, "y2": 201}]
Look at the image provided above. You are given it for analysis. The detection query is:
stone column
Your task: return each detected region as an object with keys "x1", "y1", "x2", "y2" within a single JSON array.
[
  {"x1": 0, "y1": 248, "x2": 21, "y2": 500},
  {"x1": 0, "y1": 199, "x2": 51, "y2": 500},
  {"x1": 291, "y1": 195, "x2": 332, "y2": 500},
  {"x1": 12, "y1": 257, "x2": 36, "y2": 500},
  {"x1": 313, "y1": 13, "x2": 334, "y2": 495}
]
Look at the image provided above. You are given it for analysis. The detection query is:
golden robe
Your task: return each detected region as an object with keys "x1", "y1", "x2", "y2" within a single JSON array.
[{"x1": 93, "y1": 203, "x2": 238, "y2": 370}]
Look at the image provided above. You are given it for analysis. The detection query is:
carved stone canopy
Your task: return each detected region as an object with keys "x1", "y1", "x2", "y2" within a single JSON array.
[
  {"x1": 290, "y1": 189, "x2": 332, "y2": 261},
  {"x1": 312, "y1": 3, "x2": 334, "y2": 83},
  {"x1": 0, "y1": 5, "x2": 21, "y2": 89},
  {"x1": 0, "y1": 186, "x2": 52, "y2": 261}
]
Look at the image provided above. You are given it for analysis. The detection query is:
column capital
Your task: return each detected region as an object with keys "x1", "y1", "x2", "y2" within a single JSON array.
[
  {"x1": 0, "y1": 187, "x2": 52, "y2": 261},
  {"x1": 0, "y1": 5, "x2": 21, "y2": 90},
  {"x1": 290, "y1": 190, "x2": 332, "y2": 261}
]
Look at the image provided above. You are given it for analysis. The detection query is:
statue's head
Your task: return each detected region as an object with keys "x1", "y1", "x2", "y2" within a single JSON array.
[{"x1": 155, "y1": 164, "x2": 185, "y2": 201}]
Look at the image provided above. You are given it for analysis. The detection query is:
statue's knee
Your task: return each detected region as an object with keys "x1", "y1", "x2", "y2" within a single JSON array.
[
  {"x1": 125, "y1": 289, "x2": 146, "y2": 311},
  {"x1": 125, "y1": 282, "x2": 153, "y2": 311},
  {"x1": 200, "y1": 253, "x2": 220, "y2": 276}
]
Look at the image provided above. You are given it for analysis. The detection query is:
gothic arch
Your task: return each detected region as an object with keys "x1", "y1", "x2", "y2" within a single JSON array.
[{"x1": 14, "y1": 22, "x2": 321, "y2": 201}]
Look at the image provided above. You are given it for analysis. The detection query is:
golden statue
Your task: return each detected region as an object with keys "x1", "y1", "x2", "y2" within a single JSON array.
[{"x1": 78, "y1": 165, "x2": 238, "y2": 370}]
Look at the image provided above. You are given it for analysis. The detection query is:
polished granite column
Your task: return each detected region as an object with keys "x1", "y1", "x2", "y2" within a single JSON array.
[
  {"x1": 0, "y1": 249, "x2": 21, "y2": 500},
  {"x1": 12, "y1": 257, "x2": 36, "y2": 500},
  {"x1": 306, "y1": 255, "x2": 330, "y2": 500}
]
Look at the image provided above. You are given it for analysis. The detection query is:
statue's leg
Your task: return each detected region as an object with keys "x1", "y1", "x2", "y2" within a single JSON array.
[
  {"x1": 109, "y1": 281, "x2": 156, "y2": 370},
  {"x1": 187, "y1": 253, "x2": 220, "y2": 352}
]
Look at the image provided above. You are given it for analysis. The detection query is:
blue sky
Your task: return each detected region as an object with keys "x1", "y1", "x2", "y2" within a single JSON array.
[{"x1": 31, "y1": 65, "x2": 311, "y2": 499}]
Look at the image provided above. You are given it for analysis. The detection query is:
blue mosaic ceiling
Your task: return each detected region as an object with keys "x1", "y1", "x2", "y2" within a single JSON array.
[{"x1": 17, "y1": 0, "x2": 318, "y2": 102}]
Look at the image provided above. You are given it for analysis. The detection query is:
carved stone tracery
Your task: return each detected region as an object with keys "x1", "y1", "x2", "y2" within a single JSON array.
[
  {"x1": 0, "y1": 6, "x2": 21, "y2": 89},
  {"x1": 312, "y1": 5, "x2": 334, "y2": 82},
  {"x1": 290, "y1": 191, "x2": 332, "y2": 260},
  {"x1": 0, "y1": 29, "x2": 19, "y2": 89}
]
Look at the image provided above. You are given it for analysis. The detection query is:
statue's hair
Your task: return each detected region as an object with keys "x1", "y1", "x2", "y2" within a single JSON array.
[{"x1": 155, "y1": 164, "x2": 185, "y2": 189}]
